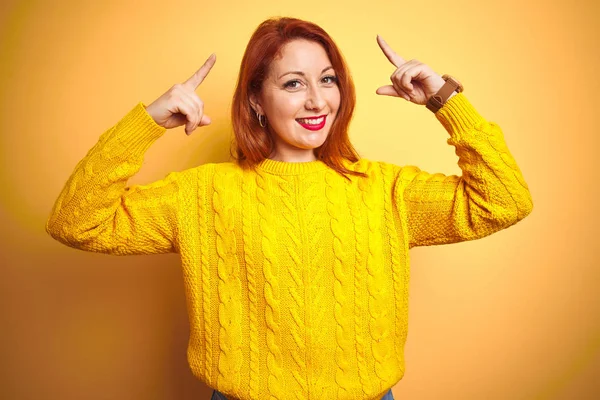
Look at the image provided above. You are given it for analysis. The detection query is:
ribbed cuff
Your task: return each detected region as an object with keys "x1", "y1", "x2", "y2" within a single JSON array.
[
  {"x1": 112, "y1": 102, "x2": 167, "y2": 156},
  {"x1": 434, "y1": 93, "x2": 488, "y2": 136}
]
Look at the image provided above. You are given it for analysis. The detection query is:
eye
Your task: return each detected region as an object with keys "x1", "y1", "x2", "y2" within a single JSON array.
[
  {"x1": 283, "y1": 75, "x2": 338, "y2": 89},
  {"x1": 323, "y1": 75, "x2": 338, "y2": 84},
  {"x1": 283, "y1": 79, "x2": 301, "y2": 89}
]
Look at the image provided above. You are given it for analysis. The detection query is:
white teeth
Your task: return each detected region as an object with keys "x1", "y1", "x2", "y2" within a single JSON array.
[{"x1": 298, "y1": 116, "x2": 324, "y2": 125}]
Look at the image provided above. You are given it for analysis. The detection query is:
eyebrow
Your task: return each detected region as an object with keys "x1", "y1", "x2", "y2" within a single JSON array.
[{"x1": 278, "y1": 66, "x2": 334, "y2": 79}]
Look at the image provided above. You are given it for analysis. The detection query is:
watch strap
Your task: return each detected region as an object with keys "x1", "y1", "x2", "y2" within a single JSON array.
[{"x1": 426, "y1": 75, "x2": 461, "y2": 113}]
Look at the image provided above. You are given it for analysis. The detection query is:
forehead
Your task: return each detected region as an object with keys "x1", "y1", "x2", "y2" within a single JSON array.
[{"x1": 270, "y1": 39, "x2": 331, "y2": 73}]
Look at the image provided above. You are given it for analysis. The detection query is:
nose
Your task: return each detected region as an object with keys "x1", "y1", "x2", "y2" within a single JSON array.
[{"x1": 305, "y1": 86, "x2": 326, "y2": 111}]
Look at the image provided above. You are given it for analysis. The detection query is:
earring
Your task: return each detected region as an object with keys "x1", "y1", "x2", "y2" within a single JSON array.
[{"x1": 256, "y1": 111, "x2": 267, "y2": 128}]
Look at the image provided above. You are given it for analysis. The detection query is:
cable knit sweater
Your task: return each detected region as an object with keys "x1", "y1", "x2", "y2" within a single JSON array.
[{"x1": 46, "y1": 92, "x2": 533, "y2": 400}]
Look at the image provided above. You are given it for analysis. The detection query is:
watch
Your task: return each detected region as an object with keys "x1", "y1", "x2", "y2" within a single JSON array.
[{"x1": 426, "y1": 74, "x2": 463, "y2": 113}]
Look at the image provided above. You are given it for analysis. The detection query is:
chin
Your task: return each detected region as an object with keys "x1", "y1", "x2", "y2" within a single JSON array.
[{"x1": 302, "y1": 138, "x2": 328, "y2": 150}]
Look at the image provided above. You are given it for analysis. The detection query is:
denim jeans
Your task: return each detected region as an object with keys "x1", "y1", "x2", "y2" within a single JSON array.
[{"x1": 210, "y1": 388, "x2": 394, "y2": 400}]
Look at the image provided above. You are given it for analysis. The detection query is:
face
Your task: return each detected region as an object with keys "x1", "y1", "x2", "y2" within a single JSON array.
[{"x1": 251, "y1": 39, "x2": 341, "y2": 162}]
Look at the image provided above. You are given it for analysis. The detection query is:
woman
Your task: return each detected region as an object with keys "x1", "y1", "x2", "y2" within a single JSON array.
[{"x1": 46, "y1": 17, "x2": 533, "y2": 400}]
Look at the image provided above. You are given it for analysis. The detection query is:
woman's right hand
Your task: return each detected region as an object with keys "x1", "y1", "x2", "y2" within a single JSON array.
[{"x1": 145, "y1": 53, "x2": 216, "y2": 136}]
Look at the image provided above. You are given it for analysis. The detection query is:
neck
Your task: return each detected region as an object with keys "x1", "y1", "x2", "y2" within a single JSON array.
[{"x1": 268, "y1": 149, "x2": 317, "y2": 163}]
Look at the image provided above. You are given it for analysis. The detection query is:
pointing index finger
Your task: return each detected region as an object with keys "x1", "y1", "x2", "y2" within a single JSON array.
[
  {"x1": 184, "y1": 53, "x2": 216, "y2": 89},
  {"x1": 376, "y1": 35, "x2": 406, "y2": 68}
]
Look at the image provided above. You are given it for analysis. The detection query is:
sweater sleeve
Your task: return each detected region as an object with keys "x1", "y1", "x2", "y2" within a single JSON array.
[
  {"x1": 46, "y1": 102, "x2": 183, "y2": 255},
  {"x1": 393, "y1": 93, "x2": 533, "y2": 249}
]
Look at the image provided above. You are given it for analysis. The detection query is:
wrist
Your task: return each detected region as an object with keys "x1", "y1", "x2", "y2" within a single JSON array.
[
  {"x1": 426, "y1": 75, "x2": 463, "y2": 113},
  {"x1": 425, "y1": 90, "x2": 456, "y2": 106}
]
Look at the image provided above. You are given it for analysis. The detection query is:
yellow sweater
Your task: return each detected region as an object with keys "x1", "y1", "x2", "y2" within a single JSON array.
[{"x1": 46, "y1": 93, "x2": 533, "y2": 400}]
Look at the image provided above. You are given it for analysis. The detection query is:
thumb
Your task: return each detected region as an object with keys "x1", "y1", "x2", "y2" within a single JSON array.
[
  {"x1": 198, "y1": 114, "x2": 212, "y2": 126},
  {"x1": 376, "y1": 85, "x2": 401, "y2": 97}
]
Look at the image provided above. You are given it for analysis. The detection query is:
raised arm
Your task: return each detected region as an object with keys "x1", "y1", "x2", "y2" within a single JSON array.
[
  {"x1": 46, "y1": 104, "x2": 182, "y2": 255},
  {"x1": 46, "y1": 53, "x2": 217, "y2": 255},
  {"x1": 394, "y1": 93, "x2": 533, "y2": 248},
  {"x1": 375, "y1": 35, "x2": 533, "y2": 248}
]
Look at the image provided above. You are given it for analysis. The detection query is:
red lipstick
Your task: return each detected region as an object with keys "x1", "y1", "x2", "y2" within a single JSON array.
[{"x1": 296, "y1": 115, "x2": 327, "y2": 131}]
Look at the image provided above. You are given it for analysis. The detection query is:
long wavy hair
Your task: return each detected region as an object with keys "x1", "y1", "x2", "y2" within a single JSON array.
[{"x1": 230, "y1": 17, "x2": 368, "y2": 181}]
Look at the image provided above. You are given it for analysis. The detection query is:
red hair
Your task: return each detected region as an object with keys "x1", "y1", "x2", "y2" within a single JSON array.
[{"x1": 230, "y1": 17, "x2": 368, "y2": 181}]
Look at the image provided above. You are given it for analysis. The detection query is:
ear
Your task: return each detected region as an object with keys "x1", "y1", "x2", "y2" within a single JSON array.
[{"x1": 249, "y1": 93, "x2": 264, "y2": 115}]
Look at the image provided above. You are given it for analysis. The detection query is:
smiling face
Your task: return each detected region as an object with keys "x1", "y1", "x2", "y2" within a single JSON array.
[{"x1": 250, "y1": 39, "x2": 341, "y2": 162}]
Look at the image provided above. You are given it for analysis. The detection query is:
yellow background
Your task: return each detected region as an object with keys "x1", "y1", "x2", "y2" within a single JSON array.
[{"x1": 1, "y1": 0, "x2": 598, "y2": 398}]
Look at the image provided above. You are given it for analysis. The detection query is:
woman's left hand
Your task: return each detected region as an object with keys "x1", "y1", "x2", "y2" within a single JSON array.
[{"x1": 375, "y1": 35, "x2": 447, "y2": 105}]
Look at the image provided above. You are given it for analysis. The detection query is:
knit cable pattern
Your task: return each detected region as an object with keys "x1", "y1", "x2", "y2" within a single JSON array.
[
  {"x1": 196, "y1": 167, "x2": 213, "y2": 383},
  {"x1": 242, "y1": 169, "x2": 260, "y2": 400},
  {"x1": 304, "y1": 175, "x2": 329, "y2": 398},
  {"x1": 345, "y1": 172, "x2": 371, "y2": 398},
  {"x1": 325, "y1": 172, "x2": 354, "y2": 396},
  {"x1": 256, "y1": 169, "x2": 284, "y2": 398},
  {"x1": 214, "y1": 168, "x2": 243, "y2": 394},
  {"x1": 381, "y1": 163, "x2": 409, "y2": 377},
  {"x1": 279, "y1": 176, "x2": 308, "y2": 398},
  {"x1": 358, "y1": 164, "x2": 389, "y2": 392}
]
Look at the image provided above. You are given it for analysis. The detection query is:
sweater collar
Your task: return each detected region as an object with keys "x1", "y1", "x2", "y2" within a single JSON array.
[{"x1": 256, "y1": 158, "x2": 329, "y2": 175}]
